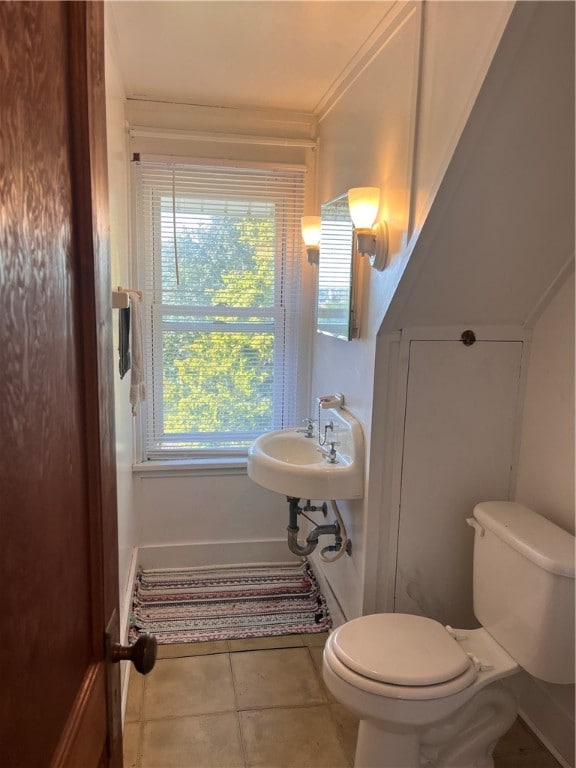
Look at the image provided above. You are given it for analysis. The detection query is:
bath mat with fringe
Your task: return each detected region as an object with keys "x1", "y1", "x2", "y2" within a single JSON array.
[{"x1": 129, "y1": 560, "x2": 331, "y2": 644}]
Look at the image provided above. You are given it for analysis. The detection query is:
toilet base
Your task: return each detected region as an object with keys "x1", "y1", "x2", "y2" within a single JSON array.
[
  {"x1": 355, "y1": 721, "x2": 419, "y2": 767},
  {"x1": 351, "y1": 683, "x2": 517, "y2": 768}
]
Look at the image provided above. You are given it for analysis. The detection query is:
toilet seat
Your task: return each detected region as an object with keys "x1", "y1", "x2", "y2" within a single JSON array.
[
  {"x1": 332, "y1": 614, "x2": 472, "y2": 685},
  {"x1": 327, "y1": 614, "x2": 479, "y2": 701}
]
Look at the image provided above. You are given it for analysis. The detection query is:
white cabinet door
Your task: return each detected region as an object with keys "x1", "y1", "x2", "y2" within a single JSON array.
[{"x1": 395, "y1": 339, "x2": 523, "y2": 627}]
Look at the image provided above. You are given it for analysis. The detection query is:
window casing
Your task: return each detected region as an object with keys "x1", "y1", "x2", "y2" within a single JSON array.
[{"x1": 134, "y1": 159, "x2": 306, "y2": 460}]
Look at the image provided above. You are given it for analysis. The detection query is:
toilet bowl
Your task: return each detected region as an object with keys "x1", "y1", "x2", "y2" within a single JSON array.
[
  {"x1": 322, "y1": 502, "x2": 575, "y2": 768},
  {"x1": 323, "y1": 616, "x2": 519, "y2": 768}
]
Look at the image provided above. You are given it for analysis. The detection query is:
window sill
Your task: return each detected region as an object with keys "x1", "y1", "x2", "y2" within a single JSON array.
[{"x1": 132, "y1": 457, "x2": 248, "y2": 477}]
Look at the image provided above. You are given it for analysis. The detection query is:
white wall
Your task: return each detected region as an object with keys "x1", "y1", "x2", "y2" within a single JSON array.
[
  {"x1": 311, "y1": 2, "x2": 422, "y2": 619},
  {"x1": 412, "y1": 0, "x2": 515, "y2": 236},
  {"x1": 124, "y1": 100, "x2": 318, "y2": 567},
  {"x1": 516, "y1": 274, "x2": 575, "y2": 533},
  {"x1": 105, "y1": 3, "x2": 573, "y2": 758},
  {"x1": 312, "y1": 0, "x2": 513, "y2": 619},
  {"x1": 114, "y1": 1, "x2": 516, "y2": 614},
  {"x1": 510, "y1": 272, "x2": 575, "y2": 768},
  {"x1": 312, "y1": 2, "x2": 575, "y2": 762},
  {"x1": 133, "y1": 470, "x2": 293, "y2": 568},
  {"x1": 105, "y1": 10, "x2": 137, "y2": 628}
]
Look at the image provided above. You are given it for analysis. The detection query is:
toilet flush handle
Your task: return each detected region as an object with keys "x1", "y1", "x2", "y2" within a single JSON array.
[{"x1": 466, "y1": 518, "x2": 485, "y2": 537}]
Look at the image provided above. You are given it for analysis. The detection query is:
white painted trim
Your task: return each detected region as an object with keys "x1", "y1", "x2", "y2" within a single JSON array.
[
  {"x1": 308, "y1": 558, "x2": 347, "y2": 628},
  {"x1": 362, "y1": 332, "x2": 401, "y2": 615},
  {"x1": 518, "y1": 711, "x2": 572, "y2": 768},
  {"x1": 506, "y1": 334, "x2": 532, "y2": 501},
  {"x1": 120, "y1": 547, "x2": 139, "y2": 643},
  {"x1": 126, "y1": 100, "x2": 317, "y2": 140},
  {"x1": 384, "y1": 332, "x2": 413, "y2": 613},
  {"x1": 524, "y1": 255, "x2": 575, "y2": 329},
  {"x1": 136, "y1": 539, "x2": 299, "y2": 570},
  {"x1": 406, "y1": 1, "x2": 425, "y2": 244},
  {"x1": 507, "y1": 670, "x2": 575, "y2": 768},
  {"x1": 130, "y1": 126, "x2": 317, "y2": 149},
  {"x1": 317, "y1": 1, "x2": 417, "y2": 121},
  {"x1": 134, "y1": 152, "x2": 309, "y2": 174},
  {"x1": 120, "y1": 547, "x2": 139, "y2": 725},
  {"x1": 132, "y1": 458, "x2": 247, "y2": 477},
  {"x1": 399, "y1": 325, "x2": 530, "y2": 342},
  {"x1": 105, "y1": 6, "x2": 127, "y2": 99}
]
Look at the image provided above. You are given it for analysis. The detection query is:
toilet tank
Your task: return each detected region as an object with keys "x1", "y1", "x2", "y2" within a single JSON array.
[{"x1": 470, "y1": 501, "x2": 575, "y2": 684}]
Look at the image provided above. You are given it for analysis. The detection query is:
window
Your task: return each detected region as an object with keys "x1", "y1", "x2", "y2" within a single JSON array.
[{"x1": 134, "y1": 159, "x2": 306, "y2": 459}]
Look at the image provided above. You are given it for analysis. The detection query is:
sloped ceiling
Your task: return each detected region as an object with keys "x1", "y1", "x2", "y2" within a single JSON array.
[
  {"x1": 108, "y1": 0, "x2": 394, "y2": 114},
  {"x1": 381, "y1": 0, "x2": 575, "y2": 332}
]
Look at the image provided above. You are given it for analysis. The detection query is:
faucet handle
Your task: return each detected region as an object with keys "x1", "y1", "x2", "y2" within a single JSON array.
[
  {"x1": 296, "y1": 417, "x2": 316, "y2": 437},
  {"x1": 317, "y1": 441, "x2": 340, "y2": 463},
  {"x1": 317, "y1": 440, "x2": 340, "y2": 451}
]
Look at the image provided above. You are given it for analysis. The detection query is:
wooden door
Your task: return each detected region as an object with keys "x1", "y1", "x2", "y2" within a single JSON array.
[{"x1": 0, "y1": 2, "x2": 123, "y2": 765}]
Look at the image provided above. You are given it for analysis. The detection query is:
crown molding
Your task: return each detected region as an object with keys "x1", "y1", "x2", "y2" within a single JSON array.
[{"x1": 316, "y1": 1, "x2": 420, "y2": 122}]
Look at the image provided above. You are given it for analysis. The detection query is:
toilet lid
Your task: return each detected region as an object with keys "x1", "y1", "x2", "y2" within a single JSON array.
[{"x1": 332, "y1": 614, "x2": 472, "y2": 686}]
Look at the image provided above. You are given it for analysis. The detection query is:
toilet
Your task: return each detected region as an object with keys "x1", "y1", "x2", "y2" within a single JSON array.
[{"x1": 323, "y1": 501, "x2": 575, "y2": 768}]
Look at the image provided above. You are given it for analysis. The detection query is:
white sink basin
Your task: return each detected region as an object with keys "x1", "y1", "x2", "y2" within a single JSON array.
[{"x1": 247, "y1": 407, "x2": 364, "y2": 500}]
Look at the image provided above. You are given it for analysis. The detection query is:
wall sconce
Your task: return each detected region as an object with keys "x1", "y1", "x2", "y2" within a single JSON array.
[
  {"x1": 301, "y1": 216, "x2": 321, "y2": 265},
  {"x1": 347, "y1": 187, "x2": 388, "y2": 271}
]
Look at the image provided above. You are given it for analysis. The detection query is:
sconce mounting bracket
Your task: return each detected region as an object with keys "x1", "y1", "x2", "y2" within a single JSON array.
[{"x1": 369, "y1": 221, "x2": 389, "y2": 271}]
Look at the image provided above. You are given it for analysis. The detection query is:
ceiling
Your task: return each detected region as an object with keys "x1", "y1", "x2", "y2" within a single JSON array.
[{"x1": 108, "y1": 1, "x2": 395, "y2": 114}]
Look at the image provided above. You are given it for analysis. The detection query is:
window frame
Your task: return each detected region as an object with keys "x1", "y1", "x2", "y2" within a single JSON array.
[{"x1": 132, "y1": 158, "x2": 307, "y2": 462}]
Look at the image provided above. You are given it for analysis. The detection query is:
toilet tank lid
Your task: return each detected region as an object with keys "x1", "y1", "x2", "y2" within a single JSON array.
[{"x1": 474, "y1": 502, "x2": 575, "y2": 578}]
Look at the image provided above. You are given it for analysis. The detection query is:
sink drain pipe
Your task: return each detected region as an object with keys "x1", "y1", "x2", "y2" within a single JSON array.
[
  {"x1": 321, "y1": 500, "x2": 350, "y2": 563},
  {"x1": 286, "y1": 497, "x2": 350, "y2": 562}
]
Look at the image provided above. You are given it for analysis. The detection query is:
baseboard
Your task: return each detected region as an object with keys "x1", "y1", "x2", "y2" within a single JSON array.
[
  {"x1": 307, "y1": 558, "x2": 347, "y2": 628},
  {"x1": 120, "y1": 546, "x2": 139, "y2": 725},
  {"x1": 136, "y1": 539, "x2": 299, "y2": 570},
  {"x1": 519, "y1": 710, "x2": 574, "y2": 768},
  {"x1": 505, "y1": 672, "x2": 575, "y2": 768}
]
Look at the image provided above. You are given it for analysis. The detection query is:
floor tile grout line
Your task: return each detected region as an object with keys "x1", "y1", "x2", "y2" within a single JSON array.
[
  {"x1": 234, "y1": 708, "x2": 249, "y2": 768},
  {"x1": 125, "y1": 634, "x2": 564, "y2": 768},
  {"x1": 135, "y1": 707, "x2": 241, "y2": 723},
  {"x1": 228, "y1": 649, "x2": 250, "y2": 768},
  {"x1": 305, "y1": 644, "x2": 328, "y2": 693},
  {"x1": 236, "y1": 701, "x2": 333, "y2": 714},
  {"x1": 305, "y1": 646, "x2": 355, "y2": 768},
  {"x1": 135, "y1": 719, "x2": 143, "y2": 768},
  {"x1": 324, "y1": 700, "x2": 355, "y2": 768}
]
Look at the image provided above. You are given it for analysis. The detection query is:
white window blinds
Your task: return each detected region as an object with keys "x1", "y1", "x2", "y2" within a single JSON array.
[{"x1": 134, "y1": 159, "x2": 306, "y2": 459}]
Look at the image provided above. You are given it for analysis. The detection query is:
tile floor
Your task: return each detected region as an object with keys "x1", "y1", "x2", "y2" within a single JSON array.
[{"x1": 123, "y1": 633, "x2": 562, "y2": 768}]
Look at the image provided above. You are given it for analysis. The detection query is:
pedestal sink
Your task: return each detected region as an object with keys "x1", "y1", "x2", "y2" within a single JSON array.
[{"x1": 247, "y1": 407, "x2": 364, "y2": 500}]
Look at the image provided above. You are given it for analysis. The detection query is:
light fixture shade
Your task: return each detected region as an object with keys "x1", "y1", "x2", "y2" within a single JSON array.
[
  {"x1": 301, "y1": 216, "x2": 321, "y2": 247},
  {"x1": 347, "y1": 187, "x2": 380, "y2": 230}
]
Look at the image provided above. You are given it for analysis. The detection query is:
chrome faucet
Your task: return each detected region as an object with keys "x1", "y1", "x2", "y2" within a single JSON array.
[
  {"x1": 296, "y1": 417, "x2": 316, "y2": 438},
  {"x1": 318, "y1": 419, "x2": 334, "y2": 446},
  {"x1": 317, "y1": 440, "x2": 339, "y2": 464}
]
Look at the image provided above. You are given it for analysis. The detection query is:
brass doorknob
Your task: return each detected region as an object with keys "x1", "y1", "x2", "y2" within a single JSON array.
[{"x1": 110, "y1": 633, "x2": 157, "y2": 674}]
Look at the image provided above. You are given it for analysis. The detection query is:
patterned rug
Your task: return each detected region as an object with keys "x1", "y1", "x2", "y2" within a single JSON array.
[{"x1": 129, "y1": 560, "x2": 331, "y2": 644}]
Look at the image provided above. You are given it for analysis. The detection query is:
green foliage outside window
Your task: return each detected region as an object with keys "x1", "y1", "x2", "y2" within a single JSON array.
[{"x1": 160, "y1": 212, "x2": 277, "y2": 443}]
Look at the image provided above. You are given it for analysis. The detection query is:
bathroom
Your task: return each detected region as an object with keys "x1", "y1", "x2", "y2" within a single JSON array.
[
  {"x1": 2, "y1": 1, "x2": 572, "y2": 766},
  {"x1": 103, "y1": 1, "x2": 575, "y2": 765}
]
